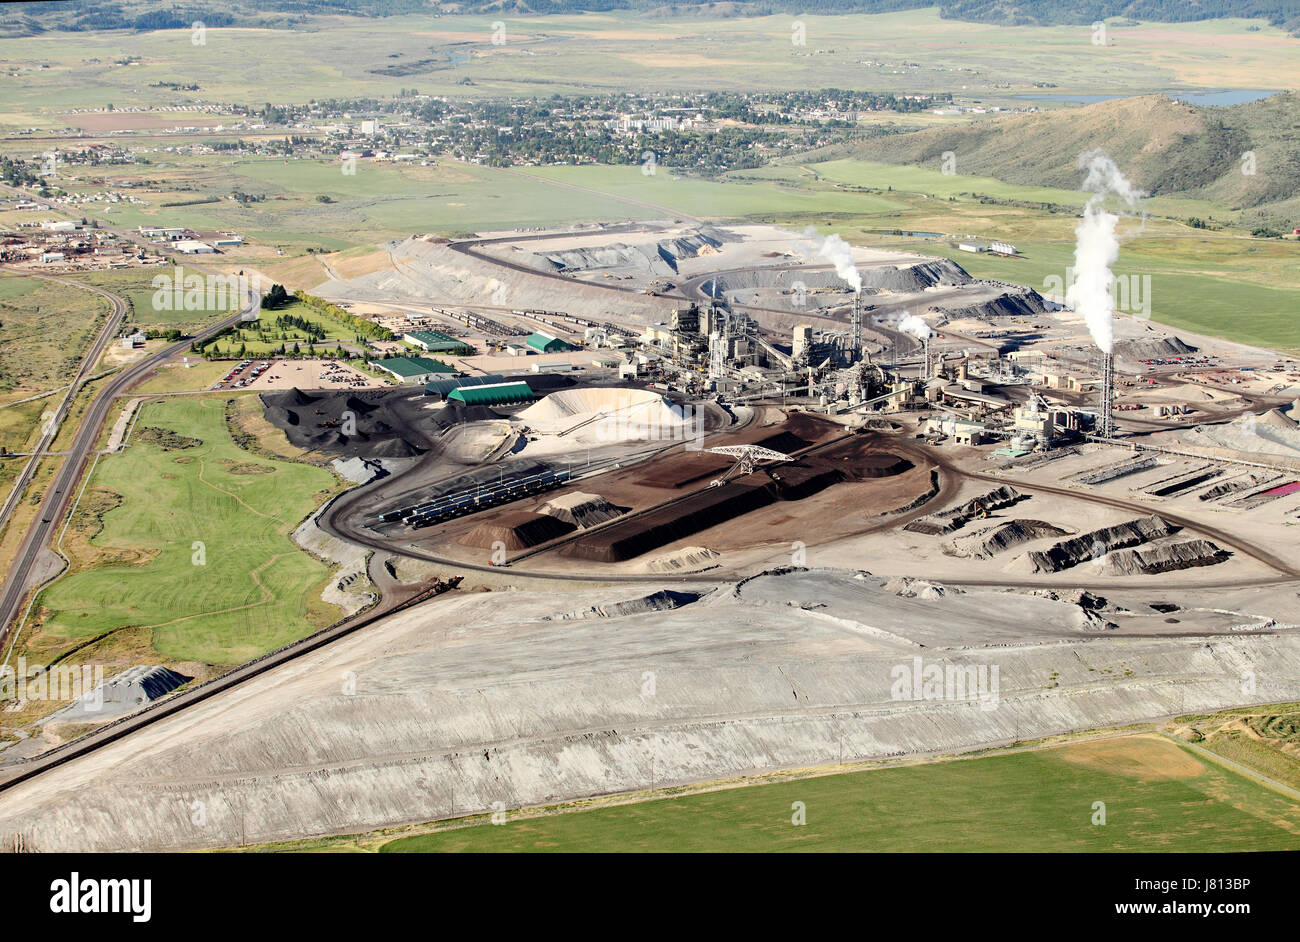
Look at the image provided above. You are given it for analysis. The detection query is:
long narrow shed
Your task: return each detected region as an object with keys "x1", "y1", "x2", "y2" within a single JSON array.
[{"x1": 447, "y1": 381, "x2": 535, "y2": 407}]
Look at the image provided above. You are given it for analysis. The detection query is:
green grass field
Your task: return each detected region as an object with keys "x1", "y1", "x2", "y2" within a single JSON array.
[
  {"x1": 36, "y1": 396, "x2": 340, "y2": 665},
  {"x1": 69, "y1": 265, "x2": 239, "y2": 330},
  {"x1": 516, "y1": 164, "x2": 910, "y2": 221},
  {"x1": 374, "y1": 735, "x2": 1300, "y2": 853}
]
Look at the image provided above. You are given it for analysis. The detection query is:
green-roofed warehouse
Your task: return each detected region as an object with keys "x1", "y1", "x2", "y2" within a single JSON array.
[
  {"x1": 525, "y1": 331, "x2": 573, "y2": 354},
  {"x1": 447, "y1": 381, "x2": 534, "y2": 407},
  {"x1": 370, "y1": 355, "x2": 457, "y2": 384},
  {"x1": 403, "y1": 329, "x2": 475, "y2": 356}
]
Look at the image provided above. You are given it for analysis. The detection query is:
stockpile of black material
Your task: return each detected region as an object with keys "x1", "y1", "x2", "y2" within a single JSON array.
[
  {"x1": 767, "y1": 462, "x2": 845, "y2": 500},
  {"x1": 563, "y1": 481, "x2": 775, "y2": 563},
  {"x1": 261, "y1": 387, "x2": 434, "y2": 458},
  {"x1": 811, "y1": 435, "x2": 914, "y2": 480}
]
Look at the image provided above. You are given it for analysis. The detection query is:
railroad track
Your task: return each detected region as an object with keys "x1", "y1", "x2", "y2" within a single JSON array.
[{"x1": 0, "y1": 577, "x2": 457, "y2": 793}]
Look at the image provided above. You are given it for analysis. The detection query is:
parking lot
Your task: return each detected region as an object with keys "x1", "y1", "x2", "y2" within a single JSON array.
[{"x1": 211, "y1": 358, "x2": 387, "y2": 392}]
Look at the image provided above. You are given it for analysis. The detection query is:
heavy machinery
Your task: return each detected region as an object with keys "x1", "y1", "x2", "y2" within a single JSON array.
[{"x1": 706, "y1": 444, "x2": 793, "y2": 486}]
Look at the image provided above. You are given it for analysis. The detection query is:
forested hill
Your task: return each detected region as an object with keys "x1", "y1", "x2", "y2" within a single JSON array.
[{"x1": 4, "y1": 0, "x2": 1298, "y2": 34}]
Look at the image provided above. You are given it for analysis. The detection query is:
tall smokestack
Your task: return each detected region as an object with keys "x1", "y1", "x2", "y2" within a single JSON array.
[
  {"x1": 850, "y1": 291, "x2": 862, "y2": 365},
  {"x1": 1099, "y1": 351, "x2": 1116, "y2": 438}
]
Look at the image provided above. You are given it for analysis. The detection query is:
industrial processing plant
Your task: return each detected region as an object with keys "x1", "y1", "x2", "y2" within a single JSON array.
[{"x1": 1, "y1": 6, "x2": 1299, "y2": 879}]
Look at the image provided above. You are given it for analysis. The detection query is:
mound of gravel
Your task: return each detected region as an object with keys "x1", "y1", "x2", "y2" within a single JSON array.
[
  {"x1": 865, "y1": 259, "x2": 971, "y2": 292},
  {"x1": 1114, "y1": 336, "x2": 1197, "y2": 361},
  {"x1": 640, "y1": 546, "x2": 721, "y2": 573},
  {"x1": 260, "y1": 386, "x2": 528, "y2": 460},
  {"x1": 549, "y1": 590, "x2": 704, "y2": 621},
  {"x1": 890, "y1": 577, "x2": 963, "y2": 600},
  {"x1": 904, "y1": 486, "x2": 1025, "y2": 536},
  {"x1": 1104, "y1": 539, "x2": 1230, "y2": 576},
  {"x1": 712, "y1": 258, "x2": 971, "y2": 298},
  {"x1": 458, "y1": 511, "x2": 576, "y2": 550},
  {"x1": 56, "y1": 665, "x2": 193, "y2": 722},
  {"x1": 535, "y1": 229, "x2": 724, "y2": 276},
  {"x1": 1027, "y1": 515, "x2": 1178, "y2": 574},
  {"x1": 938, "y1": 287, "x2": 1047, "y2": 321},
  {"x1": 1181, "y1": 412, "x2": 1300, "y2": 461},
  {"x1": 1199, "y1": 472, "x2": 1280, "y2": 502},
  {"x1": 948, "y1": 519, "x2": 1071, "y2": 558},
  {"x1": 535, "y1": 492, "x2": 625, "y2": 528}
]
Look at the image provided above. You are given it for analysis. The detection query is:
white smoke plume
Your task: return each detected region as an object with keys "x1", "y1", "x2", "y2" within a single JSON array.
[
  {"x1": 898, "y1": 313, "x2": 931, "y2": 340},
  {"x1": 1067, "y1": 149, "x2": 1145, "y2": 354},
  {"x1": 800, "y1": 226, "x2": 862, "y2": 294}
]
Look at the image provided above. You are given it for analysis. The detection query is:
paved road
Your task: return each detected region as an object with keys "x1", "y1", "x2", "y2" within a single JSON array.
[{"x1": 0, "y1": 292, "x2": 260, "y2": 656}]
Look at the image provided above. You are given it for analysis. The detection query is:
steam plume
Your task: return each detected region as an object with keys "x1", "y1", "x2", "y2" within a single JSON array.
[
  {"x1": 801, "y1": 226, "x2": 862, "y2": 293},
  {"x1": 1067, "y1": 149, "x2": 1145, "y2": 354},
  {"x1": 898, "y1": 313, "x2": 931, "y2": 340}
]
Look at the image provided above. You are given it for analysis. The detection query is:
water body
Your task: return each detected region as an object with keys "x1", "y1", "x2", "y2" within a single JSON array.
[
  {"x1": 867, "y1": 229, "x2": 943, "y2": 238},
  {"x1": 1016, "y1": 89, "x2": 1281, "y2": 106}
]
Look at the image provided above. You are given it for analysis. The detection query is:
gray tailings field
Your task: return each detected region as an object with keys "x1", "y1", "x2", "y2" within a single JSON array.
[{"x1": 1, "y1": 568, "x2": 1296, "y2": 851}]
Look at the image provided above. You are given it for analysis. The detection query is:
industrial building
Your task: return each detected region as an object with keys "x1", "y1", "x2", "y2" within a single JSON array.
[
  {"x1": 174, "y1": 240, "x2": 215, "y2": 254},
  {"x1": 424, "y1": 374, "x2": 508, "y2": 400},
  {"x1": 447, "y1": 381, "x2": 535, "y2": 407},
  {"x1": 370, "y1": 356, "x2": 457, "y2": 384},
  {"x1": 403, "y1": 329, "x2": 475, "y2": 356},
  {"x1": 138, "y1": 226, "x2": 188, "y2": 239},
  {"x1": 526, "y1": 331, "x2": 573, "y2": 354}
]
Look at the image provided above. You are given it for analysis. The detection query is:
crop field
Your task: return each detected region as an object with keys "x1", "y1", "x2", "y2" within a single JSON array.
[
  {"x1": 0, "y1": 12, "x2": 1294, "y2": 119},
  {"x1": 370, "y1": 734, "x2": 1300, "y2": 853},
  {"x1": 32, "y1": 396, "x2": 342, "y2": 666},
  {"x1": 56, "y1": 156, "x2": 654, "y2": 250}
]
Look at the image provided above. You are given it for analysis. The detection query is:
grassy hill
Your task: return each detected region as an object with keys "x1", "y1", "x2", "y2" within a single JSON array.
[{"x1": 803, "y1": 93, "x2": 1300, "y2": 228}]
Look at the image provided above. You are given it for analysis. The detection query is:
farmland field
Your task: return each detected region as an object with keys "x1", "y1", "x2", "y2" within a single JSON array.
[
  {"x1": 0, "y1": 12, "x2": 1294, "y2": 116},
  {"x1": 244, "y1": 730, "x2": 1300, "y2": 853},
  {"x1": 374, "y1": 735, "x2": 1300, "y2": 853}
]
